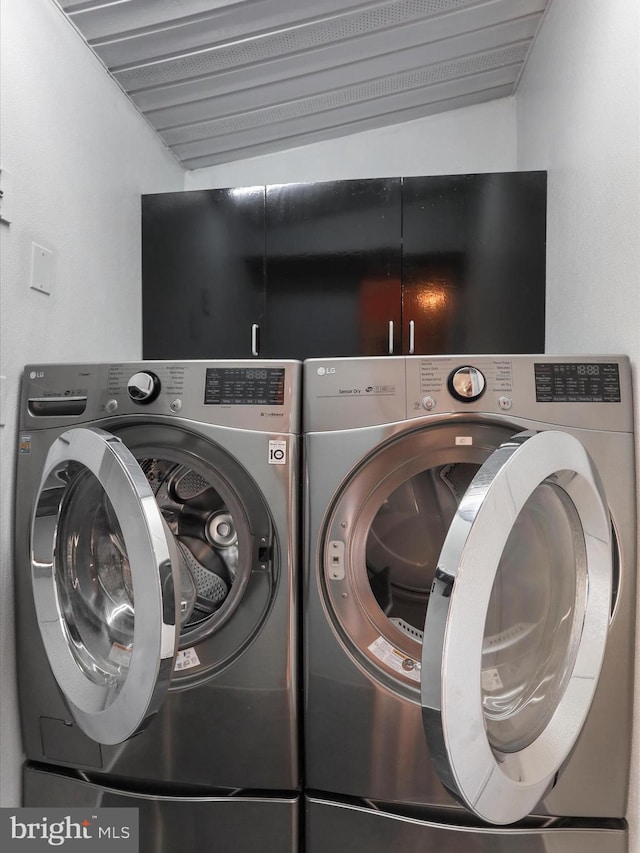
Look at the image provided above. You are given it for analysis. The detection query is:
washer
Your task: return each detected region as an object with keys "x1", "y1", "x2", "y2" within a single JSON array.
[
  {"x1": 15, "y1": 360, "x2": 301, "y2": 853},
  {"x1": 304, "y1": 355, "x2": 634, "y2": 852}
]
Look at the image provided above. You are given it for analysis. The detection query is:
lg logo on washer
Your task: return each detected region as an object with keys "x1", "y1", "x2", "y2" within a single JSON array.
[{"x1": 316, "y1": 367, "x2": 337, "y2": 376}]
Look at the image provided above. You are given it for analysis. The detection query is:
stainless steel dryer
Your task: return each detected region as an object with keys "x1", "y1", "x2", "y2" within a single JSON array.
[
  {"x1": 304, "y1": 355, "x2": 635, "y2": 852},
  {"x1": 15, "y1": 360, "x2": 301, "y2": 853}
]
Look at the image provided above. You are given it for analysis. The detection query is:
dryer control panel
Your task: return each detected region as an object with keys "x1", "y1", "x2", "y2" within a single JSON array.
[
  {"x1": 303, "y1": 355, "x2": 632, "y2": 433},
  {"x1": 405, "y1": 355, "x2": 632, "y2": 432}
]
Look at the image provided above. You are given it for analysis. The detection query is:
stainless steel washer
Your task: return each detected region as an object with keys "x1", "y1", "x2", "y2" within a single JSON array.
[
  {"x1": 15, "y1": 360, "x2": 301, "y2": 853},
  {"x1": 303, "y1": 355, "x2": 635, "y2": 851}
]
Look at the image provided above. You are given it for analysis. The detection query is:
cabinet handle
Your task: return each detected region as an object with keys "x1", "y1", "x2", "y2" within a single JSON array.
[
  {"x1": 408, "y1": 320, "x2": 415, "y2": 355},
  {"x1": 251, "y1": 323, "x2": 259, "y2": 357},
  {"x1": 388, "y1": 320, "x2": 394, "y2": 355}
]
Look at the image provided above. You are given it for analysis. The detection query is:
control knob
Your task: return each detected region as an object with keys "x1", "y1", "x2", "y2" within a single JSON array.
[
  {"x1": 448, "y1": 366, "x2": 486, "y2": 402},
  {"x1": 127, "y1": 371, "x2": 161, "y2": 404}
]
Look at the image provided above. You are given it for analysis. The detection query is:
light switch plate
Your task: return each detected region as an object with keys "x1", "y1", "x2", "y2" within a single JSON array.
[{"x1": 30, "y1": 242, "x2": 54, "y2": 295}]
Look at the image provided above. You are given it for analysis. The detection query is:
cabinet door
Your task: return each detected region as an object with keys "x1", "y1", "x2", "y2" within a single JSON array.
[
  {"x1": 402, "y1": 173, "x2": 547, "y2": 355},
  {"x1": 142, "y1": 188, "x2": 265, "y2": 359},
  {"x1": 264, "y1": 179, "x2": 401, "y2": 360}
]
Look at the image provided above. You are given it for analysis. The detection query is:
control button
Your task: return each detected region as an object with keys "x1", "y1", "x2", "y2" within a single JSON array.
[
  {"x1": 448, "y1": 366, "x2": 486, "y2": 403},
  {"x1": 105, "y1": 399, "x2": 118, "y2": 414},
  {"x1": 422, "y1": 395, "x2": 436, "y2": 411},
  {"x1": 499, "y1": 396, "x2": 513, "y2": 411},
  {"x1": 170, "y1": 399, "x2": 182, "y2": 413},
  {"x1": 127, "y1": 371, "x2": 160, "y2": 404}
]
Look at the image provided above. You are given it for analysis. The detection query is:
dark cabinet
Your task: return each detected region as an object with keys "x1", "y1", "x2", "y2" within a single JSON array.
[
  {"x1": 142, "y1": 173, "x2": 546, "y2": 361},
  {"x1": 263, "y1": 179, "x2": 401, "y2": 360},
  {"x1": 402, "y1": 172, "x2": 546, "y2": 354},
  {"x1": 142, "y1": 187, "x2": 265, "y2": 359}
]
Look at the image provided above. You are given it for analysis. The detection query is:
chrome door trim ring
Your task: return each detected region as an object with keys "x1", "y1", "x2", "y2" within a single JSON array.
[
  {"x1": 421, "y1": 430, "x2": 612, "y2": 824},
  {"x1": 31, "y1": 427, "x2": 180, "y2": 744}
]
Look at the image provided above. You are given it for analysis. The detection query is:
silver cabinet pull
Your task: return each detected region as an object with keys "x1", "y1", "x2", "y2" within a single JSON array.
[
  {"x1": 251, "y1": 323, "x2": 259, "y2": 357},
  {"x1": 408, "y1": 320, "x2": 415, "y2": 354},
  {"x1": 388, "y1": 320, "x2": 394, "y2": 355}
]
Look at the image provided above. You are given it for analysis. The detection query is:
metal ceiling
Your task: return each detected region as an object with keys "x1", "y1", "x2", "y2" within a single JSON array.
[{"x1": 55, "y1": 0, "x2": 550, "y2": 170}]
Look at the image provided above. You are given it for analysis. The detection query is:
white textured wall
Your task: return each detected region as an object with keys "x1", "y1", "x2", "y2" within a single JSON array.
[
  {"x1": 516, "y1": 0, "x2": 640, "y2": 849},
  {"x1": 185, "y1": 97, "x2": 517, "y2": 188},
  {"x1": 0, "y1": 0, "x2": 184, "y2": 807}
]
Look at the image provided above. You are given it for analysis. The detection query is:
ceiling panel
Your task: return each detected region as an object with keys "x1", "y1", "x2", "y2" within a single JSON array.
[{"x1": 55, "y1": 0, "x2": 550, "y2": 170}]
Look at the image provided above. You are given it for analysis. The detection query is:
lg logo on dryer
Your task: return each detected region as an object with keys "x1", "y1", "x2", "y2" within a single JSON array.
[{"x1": 316, "y1": 367, "x2": 337, "y2": 376}]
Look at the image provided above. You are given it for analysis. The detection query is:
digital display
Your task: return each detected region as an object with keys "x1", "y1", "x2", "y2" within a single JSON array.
[
  {"x1": 534, "y1": 363, "x2": 621, "y2": 402},
  {"x1": 204, "y1": 368, "x2": 285, "y2": 406}
]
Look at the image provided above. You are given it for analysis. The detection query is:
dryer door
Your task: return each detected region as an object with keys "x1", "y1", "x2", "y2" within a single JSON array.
[
  {"x1": 421, "y1": 429, "x2": 612, "y2": 825},
  {"x1": 31, "y1": 427, "x2": 181, "y2": 745}
]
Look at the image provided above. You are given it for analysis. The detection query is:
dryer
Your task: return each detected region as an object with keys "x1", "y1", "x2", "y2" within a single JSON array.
[
  {"x1": 303, "y1": 355, "x2": 635, "y2": 852},
  {"x1": 15, "y1": 360, "x2": 301, "y2": 853}
]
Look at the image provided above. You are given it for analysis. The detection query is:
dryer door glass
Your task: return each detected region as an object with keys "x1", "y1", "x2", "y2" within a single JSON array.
[
  {"x1": 421, "y1": 430, "x2": 612, "y2": 825},
  {"x1": 31, "y1": 427, "x2": 181, "y2": 745},
  {"x1": 481, "y1": 480, "x2": 585, "y2": 754}
]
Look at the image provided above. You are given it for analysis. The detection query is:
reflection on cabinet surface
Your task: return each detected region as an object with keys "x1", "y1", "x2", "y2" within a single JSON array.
[
  {"x1": 402, "y1": 172, "x2": 546, "y2": 355},
  {"x1": 142, "y1": 173, "x2": 546, "y2": 360}
]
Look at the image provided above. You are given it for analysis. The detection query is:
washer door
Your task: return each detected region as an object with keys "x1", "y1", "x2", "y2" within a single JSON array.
[
  {"x1": 31, "y1": 427, "x2": 181, "y2": 745},
  {"x1": 421, "y1": 430, "x2": 612, "y2": 825}
]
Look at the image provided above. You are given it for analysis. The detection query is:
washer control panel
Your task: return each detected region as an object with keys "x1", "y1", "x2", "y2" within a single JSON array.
[{"x1": 21, "y1": 360, "x2": 302, "y2": 434}]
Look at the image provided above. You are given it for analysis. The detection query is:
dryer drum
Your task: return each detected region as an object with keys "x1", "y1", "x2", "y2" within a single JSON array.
[{"x1": 365, "y1": 461, "x2": 478, "y2": 631}]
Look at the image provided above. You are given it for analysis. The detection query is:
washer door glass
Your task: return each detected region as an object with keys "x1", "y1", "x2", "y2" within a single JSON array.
[
  {"x1": 421, "y1": 430, "x2": 612, "y2": 825},
  {"x1": 32, "y1": 428, "x2": 181, "y2": 745}
]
